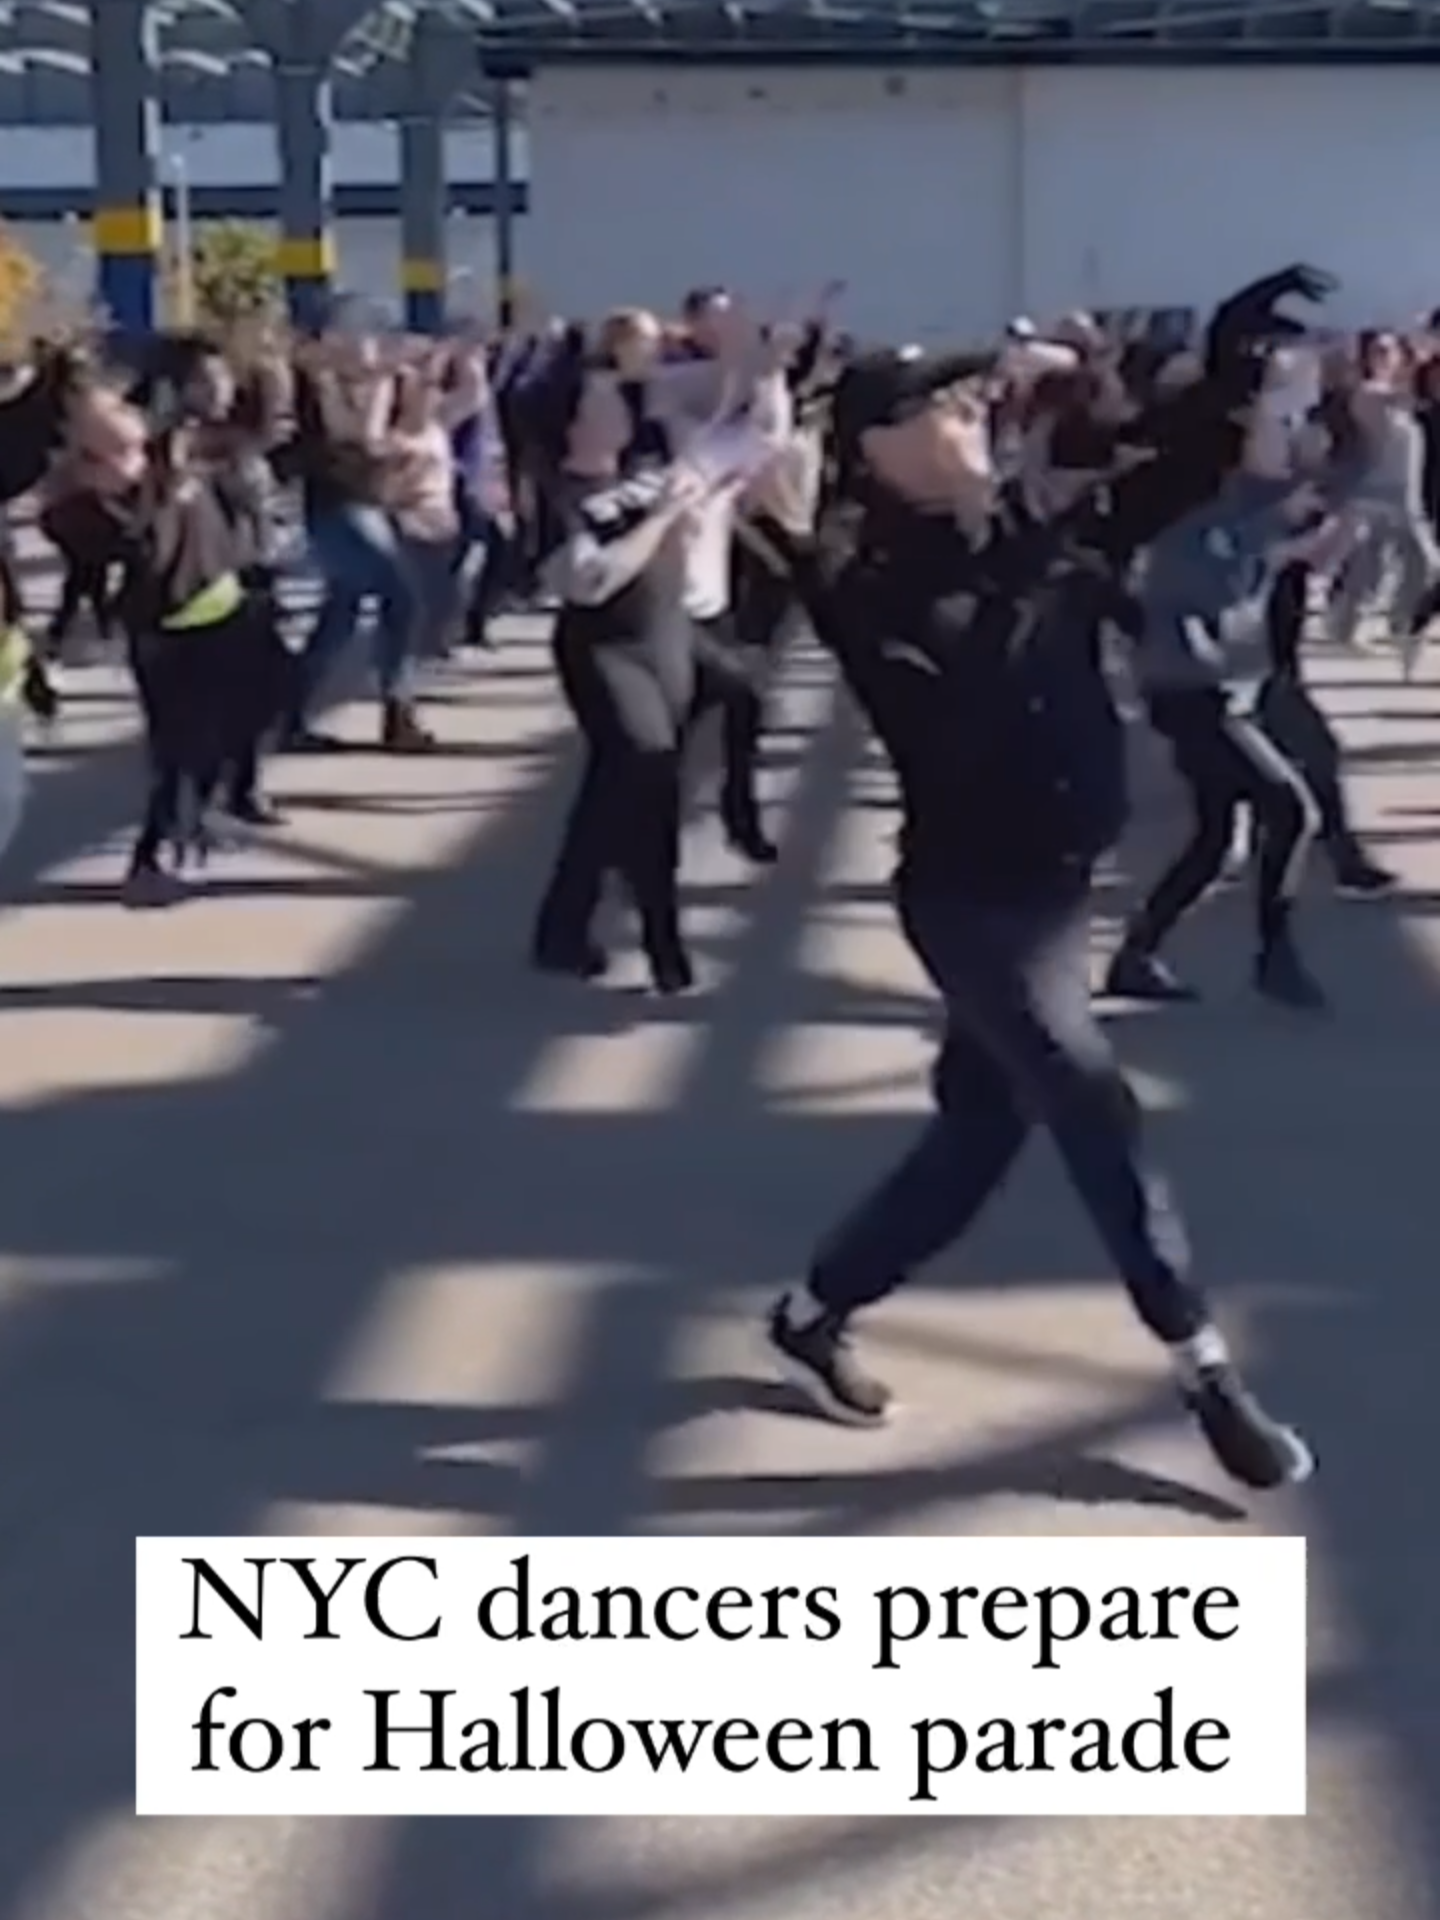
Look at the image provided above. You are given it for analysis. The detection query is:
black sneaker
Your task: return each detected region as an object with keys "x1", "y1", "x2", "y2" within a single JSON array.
[
  {"x1": 1104, "y1": 947, "x2": 1200, "y2": 1004},
  {"x1": 279, "y1": 720, "x2": 345, "y2": 754},
  {"x1": 724, "y1": 817, "x2": 780, "y2": 867},
  {"x1": 1183, "y1": 1364, "x2": 1314, "y2": 1490},
  {"x1": 531, "y1": 939, "x2": 608, "y2": 982},
  {"x1": 225, "y1": 793, "x2": 288, "y2": 829},
  {"x1": 1333, "y1": 859, "x2": 1397, "y2": 900},
  {"x1": 766, "y1": 1294, "x2": 892, "y2": 1426},
  {"x1": 1254, "y1": 942, "x2": 1327, "y2": 1012}
]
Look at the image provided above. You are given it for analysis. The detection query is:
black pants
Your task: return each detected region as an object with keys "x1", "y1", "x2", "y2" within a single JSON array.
[
  {"x1": 129, "y1": 601, "x2": 283, "y2": 866},
  {"x1": 129, "y1": 626, "x2": 226, "y2": 868},
  {"x1": 811, "y1": 877, "x2": 1206, "y2": 1345},
  {"x1": 1128, "y1": 685, "x2": 1318, "y2": 957},
  {"x1": 464, "y1": 515, "x2": 523, "y2": 647},
  {"x1": 1251, "y1": 565, "x2": 1360, "y2": 868},
  {"x1": 533, "y1": 618, "x2": 690, "y2": 969},
  {"x1": 690, "y1": 610, "x2": 769, "y2": 843},
  {"x1": 48, "y1": 553, "x2": 115, "y2": 648}
]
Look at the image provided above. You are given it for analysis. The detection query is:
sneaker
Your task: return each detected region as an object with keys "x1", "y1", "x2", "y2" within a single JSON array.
[
  {"x1": 1103, "y1": 947, "x2": 1200, "y2": 1004},
  {"x1": 723, "y1": 816, "x2": 780, "y2": 867},
  {"x1": 122, "y1": 864, "x2": 190, "y2": 910},
  {"x1": 766, "y1": 1294, "x2": 892, "y2": 1426},
  {"x1": 1333, "y1": 859, "x2": 1397, "y2": 900},
  {"x1": 646, "y1": 945, "x2": 697, "y2": 997},
  {"x1": 1183, "y1": 1364, "x2": 1314, "y2": 1490},
  {"x1": 279, "y1": 720, "x2": 345, "y2": 754},
  {"x1": 1254, "y1": 942, "x2": 1327, "y2": 1012},
  {"x1": 530, "y1": 939, "x2": 608, "y2": 982}
]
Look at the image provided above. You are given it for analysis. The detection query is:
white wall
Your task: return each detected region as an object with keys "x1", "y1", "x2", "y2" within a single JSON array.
[
  {"x1": 0, "y1": 121, "x2": 528, "y2": 191},
  {"x1": 10, "y1": 216, "x2": 505, "y2": 315},
  {"x1": 527, "y1": 65, "x2": 1440, "y2": 340}
]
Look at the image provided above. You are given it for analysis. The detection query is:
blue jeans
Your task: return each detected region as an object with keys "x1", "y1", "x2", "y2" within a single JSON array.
[
  {"x1": 811, "y1": 877, "x2": 1206, "y2": 1346},
  {"x1": 298, "y1": 505, "x2": 417, "y2": 711},
  {"x1": 400, "y1": 536, "x2": 459, "y2": 655}
]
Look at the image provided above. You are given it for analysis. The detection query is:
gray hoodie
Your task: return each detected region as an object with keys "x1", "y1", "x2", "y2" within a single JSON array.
[{"x1": 1131, "y1": 472, "x2": 1313, "y2": 695}]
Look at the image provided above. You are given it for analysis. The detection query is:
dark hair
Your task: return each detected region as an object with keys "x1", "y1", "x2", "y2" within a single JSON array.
[{"x1": 681, "y1": 286, "x2": 727, "y2": 322}]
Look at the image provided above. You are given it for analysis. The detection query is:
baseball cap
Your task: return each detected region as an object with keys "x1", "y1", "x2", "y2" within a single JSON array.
[{"x1": 831, "y1": 346, "x2": 993, "y2": 463}]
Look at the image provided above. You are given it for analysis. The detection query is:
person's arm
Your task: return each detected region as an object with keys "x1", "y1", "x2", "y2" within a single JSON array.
[
  {"x1": 437, "y1": 353, "x2": 487, "y2": 433},
  {"x1": 357, "y1": 371, "x2": 396, "y2": 449},
  {"x1": 551, "y1": 478, "x2": 698, "y2": 606}
]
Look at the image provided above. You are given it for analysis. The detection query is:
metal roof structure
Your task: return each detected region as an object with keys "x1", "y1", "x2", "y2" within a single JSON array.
[{"x1": 1, "y1": 0, "x2": 1439, "y2": 129}]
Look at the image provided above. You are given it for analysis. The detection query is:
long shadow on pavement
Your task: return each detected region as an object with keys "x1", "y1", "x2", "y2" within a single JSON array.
[{"x1": 0, "y1": 641, "x2": 1437, "y2": 1915}]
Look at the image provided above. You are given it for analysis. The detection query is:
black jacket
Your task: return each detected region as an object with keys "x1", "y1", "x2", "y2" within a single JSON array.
[{"x1": 799, "y1": 493, "x2": 1128, "y2": 900}]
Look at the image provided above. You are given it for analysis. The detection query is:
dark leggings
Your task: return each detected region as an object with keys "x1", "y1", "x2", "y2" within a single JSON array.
[
  {"x1": 1127, "y1": 683, "x2": 1319, "y2": 959},
  {"x1": 533, "y1": 617, "x2": 690, "y2": 971},
  {"x1": 128, "y1": 602, "x2": 283, "y2": 867},
  {"x1": 1256, "y1": 561, "x2": 1363, "y2": 869},
  {"x1": 48, "y1": 553, "x2": 115, "y2": 648}
]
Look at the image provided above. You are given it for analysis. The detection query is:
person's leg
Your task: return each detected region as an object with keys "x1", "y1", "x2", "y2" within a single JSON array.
[
  {"x1": 403, "y1": 536, "x2": 459, "y2": 659},
  {"x1": 615, "y1": 746, "x2": 692, "y2": 993},
  {"x1": 363, "y1": 513, "x2": 431, "y2": 750},
  {"x1": 1392, "y1": 518, "x2": 1440, "y2": 679},
  {"x1": 1107, "y1": 690, "x2": 1241, "y2": 1002},
  {"x1": 689, "y1": 615, "x2": 775, "y2": 861},
  {"x1": 285, "y1": 508, "x2": 369, "y2": 745},
  {"x1": 223, "y1": 597, "x2": 290, "y2": 826},
  {"x1": 46, "y1": 554, "x2": 87, "y2": 652},
  {"x1": 464, "y1": 515, "x2": 519, "y2": 650},
  {"x1": 1220, "y1": 705, "x2": 1324, "y2": 1008},
  {"x1": 718, "y1": 680, "x2": 773, "y2": 862},
  {"x1": 531, "y1": 625, "x2": 628, "y2": 974},
  {"x1": 531, "y1": 745, "x2": 617, "y2": 975},
  {"x1": 772, "y1": 882, "x2": 1313, "y2": 1488},
  {"x1": 1326, "y1": 519, "x2": 1381, "y2": 650},
  {"x1": 1256, "y1": 672, "x2": 1393, "y2": 895},
  {"x1": 125, "y1": 630, "x2": 194, "y2": 899},
  {"x1": 720, "y1": 542, "x2": 796, "y2": 862}
]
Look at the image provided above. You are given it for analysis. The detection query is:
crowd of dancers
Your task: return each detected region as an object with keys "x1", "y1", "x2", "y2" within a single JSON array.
[{"x1": 0, "y1": 265, "x2": 1432, "y2": 1488}]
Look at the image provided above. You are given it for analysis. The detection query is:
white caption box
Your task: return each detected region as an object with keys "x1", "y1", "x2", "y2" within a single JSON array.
[{"x1": 136, "y1": 1535, "x2": 1306, "y2": 1818}]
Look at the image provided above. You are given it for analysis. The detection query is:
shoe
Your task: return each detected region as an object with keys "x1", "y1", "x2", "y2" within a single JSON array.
[
  {"x1": 531, "y1": 939, "x2": 608, "y2": 982},
  {"x1": 724, "y1": 815, "x2": 780, "y2": 866},
  {"x1": 225, "y1": 794, "x2": 288, "y2": 829},
  {"x1": 279, "y1": 720, "x2": 345, "y2": 754},
  {"x1": 1333, "y1": 859, "x2": 1397, "y2": 900},
  {"x1": 381, "y1": 700, "x2": 437, "y2": 754},
  {"x1": 646, "y1": 946, "x2": 696, "y2": 997},
  {"x1": 766, "y1": 1293, "x2": 892, "y2": 1426},
  {"x1": 122, "y1": 863, "x2": 190, "y2": 910},
  {"x1": 1103, "y1": 947, "x2": 1200, "y2": 1004},
  {"x1": 1183, "y1": 1363, "x2": 1314, "y2": 1490},
  {"x1": 1254, "y1": 942, "x2": 1327, "y2": 1012}
]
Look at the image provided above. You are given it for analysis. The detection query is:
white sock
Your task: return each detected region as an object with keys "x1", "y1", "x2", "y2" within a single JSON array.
[{"x1": 1170, "y1": 1325, "x2": 1229, "y2": 1389}]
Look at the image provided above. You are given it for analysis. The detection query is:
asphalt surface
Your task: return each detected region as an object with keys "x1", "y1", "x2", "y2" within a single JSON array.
[{"x1": 1, "y1": 530, "x2": 1438, "y2": 1918}]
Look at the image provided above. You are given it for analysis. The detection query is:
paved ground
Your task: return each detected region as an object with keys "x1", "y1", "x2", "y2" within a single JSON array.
[{"x1": 2, "y1": 538, "x2": 1440, "y2": 1918}]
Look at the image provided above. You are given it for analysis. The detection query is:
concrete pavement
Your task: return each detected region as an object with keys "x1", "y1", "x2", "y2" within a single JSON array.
[{"x1": 0, "y1": 579, "x2": 1438, "y2": 1918}]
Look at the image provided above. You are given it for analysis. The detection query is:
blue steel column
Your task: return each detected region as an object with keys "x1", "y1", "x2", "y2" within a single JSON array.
[
  {"x1": 238, "y1": 0, "x2": 373, "y2": 329},
  {"x1": 273, "y1": 58, "x2": 336, "y2": 327},
  {"x1": 89, "y1": 0, "x2": 163, "y2": 334},
  {"x1": 492, "y1": 74, "x2": 519, "y2": 328},
  {"x1": 399, "y1": 13, "x2": 473, "y2": 333}
]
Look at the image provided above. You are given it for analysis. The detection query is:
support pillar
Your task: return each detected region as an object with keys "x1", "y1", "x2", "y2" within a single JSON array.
[
  {"x1": 398, "y1": 114, "x2": 445, "y2": 334},
  {"x1": 274, "y1": 60, "x2": 337, "y2": 329},
  {"x1": 89, "y1": 0, "x2": 162, "y2": 334},
  {"x1": 239, "y1": 0, "x2": 373, "y2": 330},
  {"x1": 492, "y1": 76, "x2": 518, "y2": 329},
  {"x1": 398, "y1": 13, "x2": 476, "y2": 334}
]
